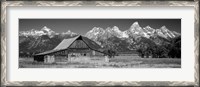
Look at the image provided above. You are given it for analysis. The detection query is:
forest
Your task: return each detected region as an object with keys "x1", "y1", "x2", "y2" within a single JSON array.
[{"x1": 103, "y1": 36, "x2": 181, "y2": 58}]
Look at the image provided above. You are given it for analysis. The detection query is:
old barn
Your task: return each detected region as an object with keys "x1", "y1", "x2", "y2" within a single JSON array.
[{"x1": 34, "y1": 35, "x2": 106, "y2": 63}]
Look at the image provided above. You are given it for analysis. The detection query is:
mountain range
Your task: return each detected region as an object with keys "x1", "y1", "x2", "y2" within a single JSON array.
[{"x1": 19, "y1": 22, "x2": 181, "y2": 56}]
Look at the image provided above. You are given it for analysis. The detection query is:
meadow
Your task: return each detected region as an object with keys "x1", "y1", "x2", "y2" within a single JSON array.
[{"x1": 19, "y1": 56, "x2": 181, "y2": 68}]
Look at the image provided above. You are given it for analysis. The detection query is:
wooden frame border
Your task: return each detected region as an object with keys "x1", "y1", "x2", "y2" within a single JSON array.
[{"x1": 1, "y1": 0, "x2": 199, "y2": 87}]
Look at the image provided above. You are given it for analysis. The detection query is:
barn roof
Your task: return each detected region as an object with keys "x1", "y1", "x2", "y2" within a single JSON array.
[
  {"x1": 35, "y1": 50, "x2": 58, "y2": 55},
  {"x1": 53, "y1": 35, "x2": 80, "y2": 50},
  {"x1": 35, "y1": 35, "x2": 104, "y2": 56}
]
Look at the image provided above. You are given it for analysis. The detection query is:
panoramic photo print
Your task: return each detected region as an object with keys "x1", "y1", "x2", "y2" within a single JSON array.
[{"x1": 19, "y1": 19, "x2": 181, "y2": 68}]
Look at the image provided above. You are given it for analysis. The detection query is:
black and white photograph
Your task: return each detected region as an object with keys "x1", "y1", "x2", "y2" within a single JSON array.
[{"x1": 19, "y1": 19, "x2": 181, "y2": 68}]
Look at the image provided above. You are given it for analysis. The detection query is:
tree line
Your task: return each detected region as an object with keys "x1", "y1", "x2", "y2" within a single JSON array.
[{"x1": 136, "y1": 36, "x2": 181, "y2": 58}]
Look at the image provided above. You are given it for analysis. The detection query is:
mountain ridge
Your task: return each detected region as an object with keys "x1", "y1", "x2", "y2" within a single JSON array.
[{"x1": 19, "y1": 22, "x2": 181, "y2": 56}]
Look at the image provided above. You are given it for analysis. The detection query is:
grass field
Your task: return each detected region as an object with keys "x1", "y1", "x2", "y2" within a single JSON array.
[{"x1": 19, "y1": 56, "x2": 181, "y2": 68}]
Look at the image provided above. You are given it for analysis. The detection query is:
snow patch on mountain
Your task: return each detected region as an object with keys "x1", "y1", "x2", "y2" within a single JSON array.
[
  {"x1": 158, "y1": 26, "x2": 176, "y2": 38},
  {"x1": 106, "y1": 26, "x2": 129, "y2": 38},
  {"x1": 61, "y1": 30, "x2": 77, "y2": 36}
]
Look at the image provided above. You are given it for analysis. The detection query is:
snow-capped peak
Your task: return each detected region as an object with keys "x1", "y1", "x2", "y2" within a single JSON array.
[
  {"x1": 112, "y1": 26, "x2": 119, "y2": 30},
  {"x1": 19, "y1": 26, "x2": 56, "y2": 38},
  {"x1": 132, "y1": 21, "x2": 139, "y2": 26},
  {"x1": 67, "y1": 30, "x2": 71, "y2": 32},
  {"x1": 127, "y1": 22, "x2": 146, "y2": 37},
  {"x1": 41, "y1": 26, "x2": 50, "y2": 31},
  {"x1": 85, "y1": 27, "x2": 105, "y2": 38},
  {"x1": 173, "y1": 31, "x2": 181, "y2": 36},
  {"x1": 89, "y1": 27, "x2": 105, "y2": 34},
  {"x1": 106, "y1": 26, "x2": 120, "y2": 32},
  {"x1": 160, "y1": 26, "x2": 169, "y2": 32},
  {"x1": 130, "y1": 21, "x2": 140, "y2": 28},
  {"x1": 94, "y1": 27, "x2": 104, "y2": 31},
  {"x1": 130, "y1": 21, "x2": 142, "y2": 31},
  {"x1": 161, "y1": 25, "x2": 166, "y2": 29},
  {"x1": 145, "y1": 25, "x2": 151, "y2": 29},
  {"x1": 41, "y1": 26, "x2": 48, "y2": 30},
  {"x1": 156, "y1": 26, "x2": 176, "y2": 38},
  {"x1": 62, "y1": 30, "x2": 77, "y2": 36},
  {"x1": 62, "y1": 30, "x2": 72, "y2": 34},
  {"x1": 143, "y1": 25, "x2": 155, "y2": 33},
  {"x1": 41, "y1": 26, "x2": 55, "y2": 34},
  {"x1": 112, "y1": 26, "x2": 129, "y2": 38}
]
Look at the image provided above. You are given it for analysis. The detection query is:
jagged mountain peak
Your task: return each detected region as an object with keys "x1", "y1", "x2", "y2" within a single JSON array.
[
  {"x1": 143, "y1": 25, "x2": 155, "y2": 32},
  {"x1": 106, "y1": 26, "x2": 121, "y2": 32},
  {"x1": 41, "y1": 26, "x2": 51, "y2": 32},
  {"x1": 89, "y1": 27, "x2": 105, "y2": 33},
  {"x1": 105, "y1": 27, "x2": 111, "y2": 30},
  {"x1": 132, "y1": 21, "x2": 139, "y2": 26},
  {"x1": 111, "y1": 26, "x2": 121, "y2": 32},
  {"x1": 86, "y1": 26, "x2": 129, "y2": 39},
  {"x1": 155, "y1": 26, "x2": 177, "y2": 38},
  {"x1": 144, "y1": 25, "x2": 153, "y2": 30},
  {"x1": 172, "y1": 31, "x2": 181, "y2": 36},
  {"x1": 41, "y1": 26, "x2": 55, "y2": 35},
  {"x1": 85, "y1": 27, "x2": 105, "y2": 39},
  {"x1": 61, "y1": 30, "x2": 77, "y2": 37},
  {"x1": 160, "y1": 26, "x2": 170, "y2": 32},
  {"x1": 161, "y1": 25, "x2": 167, "y2": 29},
  {"x1": 107, "y1": 26, "x2": 128, "y2": 38},
  {"x1": 130, "y1": 21, "x2": 142, "y2": 30},
  {"x1": 112, "y1": 26, "x2": 119, "y2": 29},
  {"x1": 130, "y1": 21, "x2": 141, "y2": 28},
  {"x1": 67, "y1": 30, "x2": 71, "y2": 32},
  {"x1": 145, "y1": 25, "x2": 151, "y2": 28},
  {"x1": 41, "y1": 26, "x2": 48, "y2": 29}
]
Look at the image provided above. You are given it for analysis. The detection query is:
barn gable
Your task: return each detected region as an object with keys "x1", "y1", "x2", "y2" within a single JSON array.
[{"x1": 69, "y1": 40, "x2": 89, "y2": 49}]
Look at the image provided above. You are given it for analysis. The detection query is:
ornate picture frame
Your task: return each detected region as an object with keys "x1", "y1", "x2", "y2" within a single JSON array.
[{"x1": 1, "y1": 0, "x2": 199, "y2": 87}]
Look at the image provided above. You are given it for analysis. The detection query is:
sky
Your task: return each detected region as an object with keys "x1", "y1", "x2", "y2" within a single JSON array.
[{"x1": 19, "y1": 19, "x2": 181, "y2": 35}]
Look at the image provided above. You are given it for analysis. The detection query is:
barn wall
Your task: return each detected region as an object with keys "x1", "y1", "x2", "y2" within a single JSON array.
[
  {"x1": 54, "y1": 55, "x2": 68, "y2": 62},
  {"x1": 34, "y1": 50, "x2": 105, "y2": 63},
  {"x1": 44, "y1": 55, "x2": 55, "y2": 63},
  {"x1": 91, "y1": 50, "x2": 104, "y2": 56},
  {"x1": 54, "y1": 50, "x2": 68, "y2": 56}
]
